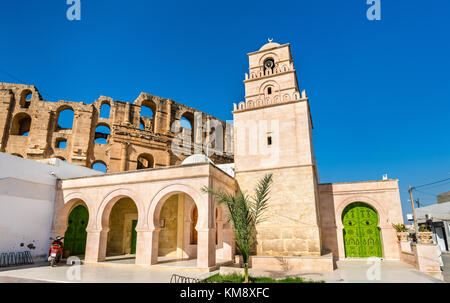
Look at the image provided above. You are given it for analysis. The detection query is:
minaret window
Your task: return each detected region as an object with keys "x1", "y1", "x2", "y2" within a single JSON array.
[
  {"x1": 267, "y1": 87, "x2": 272, "y2": 95},
  {"x1": 263, "y1": 58, "x2": 275, "y2": 74}
]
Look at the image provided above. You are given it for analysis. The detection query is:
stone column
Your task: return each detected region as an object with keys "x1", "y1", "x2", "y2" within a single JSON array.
[
  {"x1": 336, "y1": 226, "x2": 345, "y2": 259},
  {"x1": 135, "y1": 228, "x2": 160, "y2": 265},
  {"x1": 84, "y1": 229, "x2": 109, "y2": 263},
  {"x1": 193, "y1": 112, "x2": 203, "y2": 154},
  {"x1": 197, "y1": 228, "x2": 216, "y2": 268},
  {"x1": 124, "y1": 102, "x2": 130, "y2": 124},
  {"x1": 120, "y1": 142, "x2": 128, "y2": 172},
  {"x1": 176, "y1": 194, "x2": 186, "y2": 259}
]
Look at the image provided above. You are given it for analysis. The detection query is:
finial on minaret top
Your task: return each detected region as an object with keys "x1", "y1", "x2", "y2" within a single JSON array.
[{"x1": 268, "y1": 38, "x2": 273, "y2": 43}]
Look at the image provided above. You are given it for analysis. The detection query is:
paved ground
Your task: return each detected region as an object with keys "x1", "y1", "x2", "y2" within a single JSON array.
[
  {"x1": 0, "y1": 262, "x2": 212, "y2": 283},
  {"x1": 442, "y1": 253, "x2": 450, "y2": 283},
  {"x1": 0, "y1": 259, "x2": 445, "y2": 283},
  {"x1": 278, "y1": 260, "x2": 444, "y2": 283}
]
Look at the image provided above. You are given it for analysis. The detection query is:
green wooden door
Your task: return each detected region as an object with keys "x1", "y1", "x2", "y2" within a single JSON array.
[
  {"x1": 64, "y1": 205, "x2": 89, "y2": 256},
  {"x1": 342, "y1": 202, "x2": 382, "y2": 258},
  {"x1": 131, "y1": 220, "x2": 138, "y2": 254}
]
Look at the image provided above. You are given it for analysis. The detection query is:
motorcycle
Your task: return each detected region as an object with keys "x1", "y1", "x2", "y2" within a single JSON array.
[{"x1": 48, "y1": 237, "x2": 64, "y2": 267}]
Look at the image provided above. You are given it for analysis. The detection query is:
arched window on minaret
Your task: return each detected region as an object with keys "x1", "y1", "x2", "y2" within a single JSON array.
[{"x1": 263, "y1": 58, "x2": 275, "y2": 75}]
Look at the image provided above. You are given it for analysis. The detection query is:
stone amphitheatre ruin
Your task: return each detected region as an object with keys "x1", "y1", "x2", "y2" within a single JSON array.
[{"x1": 0, "y1": 82, "x2": 234, "y2": 173}]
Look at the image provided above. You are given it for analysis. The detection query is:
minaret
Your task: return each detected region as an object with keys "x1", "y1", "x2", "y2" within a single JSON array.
[{"x1": 233, "y1": 41, "x2": 322, "y2": 256}]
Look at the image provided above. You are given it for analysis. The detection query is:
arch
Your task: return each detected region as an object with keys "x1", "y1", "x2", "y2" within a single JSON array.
[
  {"x1": 258, "y1": 52, "x2": 280, "y2": 67},
  {"x1": 93, "y1": 190, "x2": 144, "y2": 260},
  {"x1": 56, "y1": 138, "x2": 67, "y2": 149},
  {"x1": 147, "y1": 184, "x2": 207, "y2": 230},
  {"x1": 19, "y1": 89, "x2": 32, "y2": 109},
  {"x1": 283, "y1": 94, "x2": 291, "y2": 102},
  {"x1": 94, "y1": 124, "x2": 111, "y2": 145},
  {"x1": 263, "y1": 57, "x2": 275, "y2": 75},
  {"x1": 11, "y1": 153, "x2": 23, "y2": 158},
  {"x1": 92, "y1": 161, "x2": 107, "y2": 173},
  {"x1": 97, "y1": 188, "x2": 145, "y2": 231},
  {"x1": 99, "y1": 102, "x2": 111, "y2": 119},
  {"x1": 259, "y1": 80, "x2": 280, "y2": 95},
  {"x1": 10, "y1": 113, "x2": 31, "y2": 136},
  {"x1": 337, "y1": 196, "x2": 387, "y2": 229},
  {"x1": 137, "y1": 153, "x2": 154, "y2": 170},
  {"x1": 56, "y1": 107, "x2": 75, "y2": 130},
  {"x1": 180, "y1": 116, "x2": 192, "y2": 129},
  {"x1": 140, "y1": 100, "x2": 157, "y2": 132},
  {"x1": 57, "y1": 193, "x2": 93, "y2": 234},
  {"x1": 179, "y1": 111, "x2": 194, "y2": 130},
  {"x1": 140, "y1": 100, "x2": 156, "y2": 117}
]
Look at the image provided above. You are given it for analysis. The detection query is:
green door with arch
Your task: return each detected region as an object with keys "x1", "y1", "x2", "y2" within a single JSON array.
[
  {"x1": 342, "y1": 202, "x2": 382, "y2": 258},
  {"x1": 64, "y1": 205, "x2": 89, "y2": 256}
]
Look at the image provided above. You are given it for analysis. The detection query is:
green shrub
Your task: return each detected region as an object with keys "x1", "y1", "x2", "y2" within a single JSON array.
[
  {"x1": 392, "y1": 223, "x2": 408, "y2": 232},
  {"x1": 200, "y1": 273, "x2": 324, "y2": 283}
]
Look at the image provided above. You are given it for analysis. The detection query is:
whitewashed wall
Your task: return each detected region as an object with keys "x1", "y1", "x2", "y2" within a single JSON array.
[{"x1": 0, "y1": 153, "x2": 102, "y2": 262}]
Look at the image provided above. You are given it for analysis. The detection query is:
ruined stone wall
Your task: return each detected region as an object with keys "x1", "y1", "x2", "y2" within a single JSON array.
[{"x1": 0, "y1": 82, "x2": 233, "y2": 172}]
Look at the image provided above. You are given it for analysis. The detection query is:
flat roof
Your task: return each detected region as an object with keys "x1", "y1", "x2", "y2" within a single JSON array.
[{"x1": 61, "y1": 161, "x2": 234, "y2": 181}]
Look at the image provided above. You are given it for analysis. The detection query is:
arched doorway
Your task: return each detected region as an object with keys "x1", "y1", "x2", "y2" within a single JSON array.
[
  {"x1": 64, "y1": 205, "x2": 89, "y2": 257},
  {"x1": 106, "y1": 198, "x2": 139, "y2": 257},
  {"x1": 342, "y1": 202, "x2": 382, "y2": 258},
  {"x1": 154, "y1": 193, "x2": 200, "y2": 262}
]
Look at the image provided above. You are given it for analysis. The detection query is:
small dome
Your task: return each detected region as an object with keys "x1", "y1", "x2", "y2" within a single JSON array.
[
  {"x1": 259, "y1": 41, "x2": 281, "y2": 51},
  {"x1": 182, "y1": 154, "x2": 214, "y2": 165}
]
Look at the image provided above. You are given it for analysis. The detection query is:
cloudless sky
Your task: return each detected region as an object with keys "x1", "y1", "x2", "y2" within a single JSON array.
[{"x1": 1, "y1": 0, "x2": 449, "y2": 221}]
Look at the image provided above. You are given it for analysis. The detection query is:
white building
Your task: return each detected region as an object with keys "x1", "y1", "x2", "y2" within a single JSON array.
[
  {"x1": 0, "y1": 153, "x2": 102, "y2": 262},
  {"x1": 416, "y1": 202, "x2": 450, "y2": 252}
]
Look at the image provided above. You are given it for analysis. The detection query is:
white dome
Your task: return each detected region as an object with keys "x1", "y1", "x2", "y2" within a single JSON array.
[
  {"x1": 182, "y1": 154, "x2": 214, "y2": 165},
  {"x1": 259, "y1": 41, "x2": 281, "y2": 51}
]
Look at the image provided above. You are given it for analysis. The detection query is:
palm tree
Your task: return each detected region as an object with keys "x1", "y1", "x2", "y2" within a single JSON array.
[{"x1": 202, "y1": 173, "x2": 273, "y2": 283}]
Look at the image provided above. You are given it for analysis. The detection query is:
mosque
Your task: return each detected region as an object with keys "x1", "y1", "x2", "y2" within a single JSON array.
[{"x1": 0, "y1": 41, "x2": 404, "y2": 271}]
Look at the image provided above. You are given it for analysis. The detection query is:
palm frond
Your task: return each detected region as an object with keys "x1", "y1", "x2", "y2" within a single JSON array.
[
  {"x1": 251, "y1": 173, "x2": 273, "y2": 225},
  {"x1": 201, "y1": 174, "x2": 273, "y2": 265}
]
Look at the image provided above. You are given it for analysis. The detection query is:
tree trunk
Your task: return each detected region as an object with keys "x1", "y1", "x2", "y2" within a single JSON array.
[{"x1": 244, "y1": 263, "x2": 249, "y2": 283}]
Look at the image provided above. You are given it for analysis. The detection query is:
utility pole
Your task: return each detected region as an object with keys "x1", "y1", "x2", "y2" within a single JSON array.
[{"x1": 409, "y1": 185, "x2": 419, "y2": 241}]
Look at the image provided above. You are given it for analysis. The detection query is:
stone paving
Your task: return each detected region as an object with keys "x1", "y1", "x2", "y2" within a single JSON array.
[{"x1": 0, "y1": 259, "x2": 445, "y2": 283}]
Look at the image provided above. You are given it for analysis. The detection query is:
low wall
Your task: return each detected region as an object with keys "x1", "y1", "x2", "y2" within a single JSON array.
[
  {"x1": 398, "y1": 240, "x2": 443, "y2": 280},
  {"x1": 400, "y1": 251, "x2": 416, "y2": 267},
  {"x1": 235, "y1": 253, "x2": 334, "y2": 272}
]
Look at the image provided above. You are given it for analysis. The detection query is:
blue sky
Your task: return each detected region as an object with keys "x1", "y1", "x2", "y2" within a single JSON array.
[{"x1": 1, "y1": 0, "x2": 449, "y2": 221}]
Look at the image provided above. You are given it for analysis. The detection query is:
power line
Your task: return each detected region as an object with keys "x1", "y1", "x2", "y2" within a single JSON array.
[
  {"x1": 413, "y1": 177, "x2": 450, "y2": 190},
  {"x1": 0, "y1": 68, "x2": 26, "y2": 84}
]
